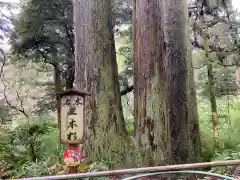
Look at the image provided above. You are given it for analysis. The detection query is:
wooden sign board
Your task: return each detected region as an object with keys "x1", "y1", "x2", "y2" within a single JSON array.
[{"x1": 59, "y1": 90, "x2": 87, "y2": 144}]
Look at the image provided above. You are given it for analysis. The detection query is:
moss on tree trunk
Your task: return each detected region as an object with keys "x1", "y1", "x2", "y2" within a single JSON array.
[
  {"x1": 163, "y1": 0, "x2": 201, "y2": 164},
  {"x1": 133, "y1": 0, "x2": 171, "y2": 166},
  {"x1": 73, "y1": 0, "x2": 135, "y2": 168}
]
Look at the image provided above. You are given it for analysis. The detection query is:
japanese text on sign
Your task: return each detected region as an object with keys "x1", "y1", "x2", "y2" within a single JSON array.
[
  {"x1": 63, "y1": 97, "x2": 83, "y2": 106},
  {"x1": 60, "y1": 95, "x2": 84, "y2": 143}
]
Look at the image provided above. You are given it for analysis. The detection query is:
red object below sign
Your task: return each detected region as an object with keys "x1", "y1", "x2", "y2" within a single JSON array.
[{"x1": 63, "y1": 147, "x2": 83, "y2": 166}]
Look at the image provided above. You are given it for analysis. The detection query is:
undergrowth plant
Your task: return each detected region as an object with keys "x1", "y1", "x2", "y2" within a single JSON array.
[
  {"x1": 198, "y1": 97, "x2": 240, "y2": 175},
  {"x1": 0, "y1": 115, "x2": 63, "y2": 178}
]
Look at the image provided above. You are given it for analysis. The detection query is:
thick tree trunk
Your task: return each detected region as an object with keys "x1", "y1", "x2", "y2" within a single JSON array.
[
  {"x1": 163, "y1": 0, "x2": 200, "y2": 164},
  {"x1": 133, "y1": 0, "x2": 171, "y2": 166},
  {"x1": 73, "y1": 0, "x2": 134, "y2": 168}
]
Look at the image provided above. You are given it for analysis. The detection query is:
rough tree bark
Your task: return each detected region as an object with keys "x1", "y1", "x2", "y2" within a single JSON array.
[
  {"x1": 73, "y1": 0, "x2": 134, "y2": 168},
  {"x1": 163, "y1": 0, "x2": 201, "y2": 164},
  {"x1": 133, "y1": 0, "x2": 171, "y2": 166}
]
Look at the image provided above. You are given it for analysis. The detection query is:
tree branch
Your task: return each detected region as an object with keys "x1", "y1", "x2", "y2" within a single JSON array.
[
  {"x1": 214, "y1": 61, "x2": 237, "y2": 67},
  {"x1": 0, "y1": 50, "x2": 29, "y2": 118},
  {"x1": 120, "y1": 85, "x2": 133, "y2": 96},
  {"x1": 64, "y1": 25, "x2": 74, "y2": 56},
  {"x1": 193, "y1": 64, "x2": 206, "y2": 69}
]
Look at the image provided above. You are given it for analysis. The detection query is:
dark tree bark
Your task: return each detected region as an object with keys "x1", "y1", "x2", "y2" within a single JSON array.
[
  {"x1": 133, "y1": 0, "x2": 171, "y2": 166},
  {"x1": 52, "y1": 51, "x2": 62, "y2": 127},
  {"x1": 73, "y1": 0, "x2": 134, "y2": 168},
  {"x1": 163, "y1": 0, "x2": 201, "y2": 163},
  {"x1": 66, "y1": 58, "x2": 75, "y2": 89}
]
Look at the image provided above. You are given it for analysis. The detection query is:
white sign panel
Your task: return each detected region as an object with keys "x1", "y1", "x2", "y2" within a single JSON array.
[{"x1": 60, "y1": 95, "x2": 84, "y2": 144}]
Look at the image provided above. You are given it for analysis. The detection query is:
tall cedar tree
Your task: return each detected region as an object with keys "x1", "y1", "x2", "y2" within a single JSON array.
[
  {"x1": 163, "y1": 0, "x2": 201, "y2": 163},
  {"x1": 133, "y1": 0, "x2": 171, "y2": 166},
  {"x1": 73, "y1": 0, "x2": 134, "y2": 168}
]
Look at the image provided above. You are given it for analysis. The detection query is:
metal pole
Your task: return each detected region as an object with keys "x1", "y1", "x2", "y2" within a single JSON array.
[
  {"x1": 121, "y1": 171, "x2": 238, "y2": 180},
  {"x1": 12, "y1": 160, "x2": 240, "y2": 180}
]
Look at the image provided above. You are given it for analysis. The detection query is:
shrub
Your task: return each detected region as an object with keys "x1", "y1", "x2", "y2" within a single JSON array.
[{"x1": 0, "y1": 115, "x2": 63, "y2": 178}]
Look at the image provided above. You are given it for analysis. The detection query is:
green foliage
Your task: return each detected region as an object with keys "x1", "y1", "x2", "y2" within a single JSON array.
[
  {"x1": 11, "y1": 0, "x2": 75, "y2": 98},
  {"x1": 0, "y1": 104, "x2": 12, "y2": 124},
  {"x1": 84, "y1": 162, "x2": 109, "y2": 180},
  {"x1": 195, "y1": 64, "x2": 238, "y2": 98},
  {"x1": 118, "y1": 26, "x2": 133, "y2": 82},
  {"x1": 0, "y1": 115, "x2": 64, "y2": 178},
  {"x1": 198, "y1": 97, "x2": 240, "y2": 164},
  {"x1": 193, "y1": 51, "x2": 239, "y2": 98},
  {"x1": 12, "y1": 0, "x2": 74, "y2": 54},
  {"x1": 1, "y1": 115, "x2": 121, "y2": 178}
]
